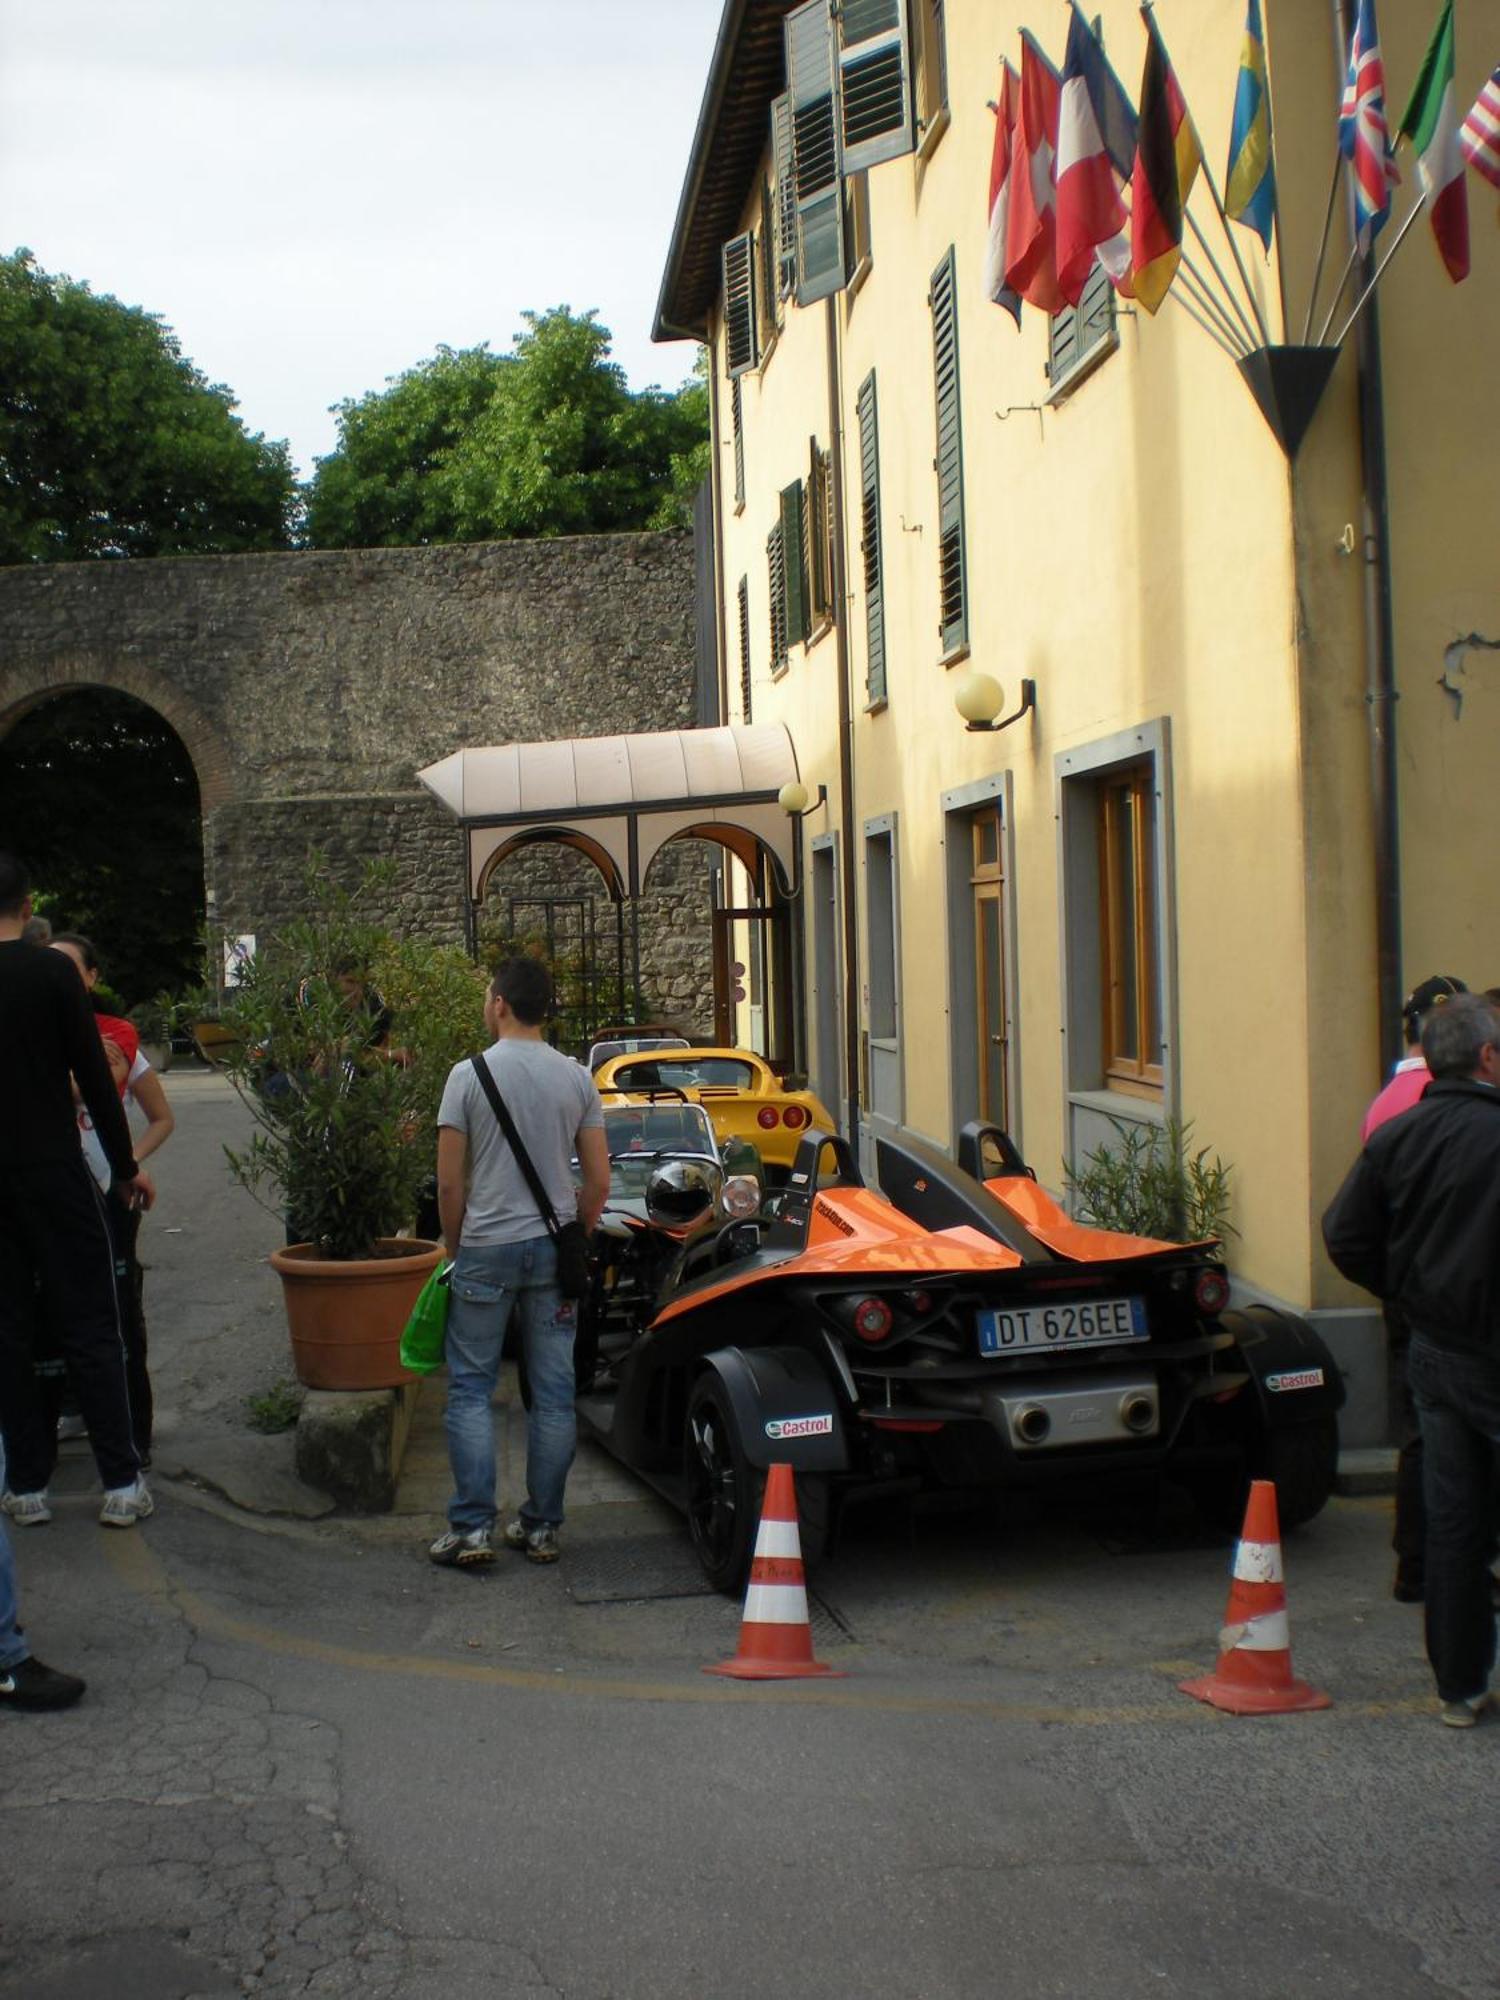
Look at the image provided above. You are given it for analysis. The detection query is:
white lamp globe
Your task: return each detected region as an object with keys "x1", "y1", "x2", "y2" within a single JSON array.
[
  {"x1": 954, "y1": 671, "x2": 1004, "y2": 726},
  {"x1": 778, "y1": 779, "x2": 811, "y2": 815}
]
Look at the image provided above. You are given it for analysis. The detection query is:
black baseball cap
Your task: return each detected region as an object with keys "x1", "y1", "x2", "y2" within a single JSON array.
[{"x1": 1402, "y1": 974, "x2": 1467, "y2": 1037}]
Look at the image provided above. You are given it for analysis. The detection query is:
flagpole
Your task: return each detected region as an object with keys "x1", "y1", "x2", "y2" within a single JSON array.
[
  {"x1": 1331, "y1": 192, "x2": 1428, "y2": 347},
  {"x1": 1143, "y1": 1, "x2": 1274, "y2": 347},
  {"x1": 1185, "y1": 210, "x2": 1260, "y2": 351},
  {"x1": 1168, "y1": 286, "x2": 1250, "y2": 363},
  {"x1": 1301, "y1": 148, "x2": 1346, "y2": 343},
  {"x1": 1314, "y1": 241, "x2": 1359, "y2": 346},
  {"x1": 1178, "y1": 257, "x2": 1254, "y2": 356}
]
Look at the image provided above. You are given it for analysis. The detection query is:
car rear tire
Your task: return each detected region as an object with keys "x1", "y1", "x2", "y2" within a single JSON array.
[
  {"x1": 1258, "y1": 1416, "x2": 1340, "y2": 1531},
  {"x1": 683, "y1": 1375, "x2": 760, "y2": 1594}
]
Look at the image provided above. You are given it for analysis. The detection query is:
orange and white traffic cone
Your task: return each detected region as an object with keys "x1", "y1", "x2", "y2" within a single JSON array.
[
  {"x1": 1180, "y1": 1478, "x2": 1331, "y2": 1715},
  {"x1": 705, "y1": 1463, "x2": 845, "y2": 1681}
]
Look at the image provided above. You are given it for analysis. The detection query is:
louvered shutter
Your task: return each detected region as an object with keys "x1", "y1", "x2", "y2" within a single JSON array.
[
  {"x1": 785, "y1": 0, "x2": 845, "y2": 305},
  {"x1": 768, "y1": 523, "x2": 788, "y2": 671},
  {"x1": 731, "y1": 377, "x2": 745, "y2": 510},
  {"x1": 808, "y1": 436, "x2": 832, "y2": 623},
  {"x1": 722, "y1": 232, "x2": 758, "y2": 379},
  {"x1": 857, "y1": 371, "x2": 887, "y2": 705},
  {"x1": 771, "y1": 94, "x2": 798, "y2": 300},
  {"x1": 838, "y1": 0, "x2": 915, "y2": 173},
  {"x1": 758, "y1": 181, "x2": 779, "y2": 339},
  {"x1": 781, "y1": 481, "x2": 810, "y2": 645},
  {"x1": 929, "y1": 248, "x2": 968, "y2": 655},
  {"x1": 738, "y1": 575, "x2": 753, "y2": 721},
  {"x1": 1049, "y1": 260, "x2": 1114, "y2": 384}
]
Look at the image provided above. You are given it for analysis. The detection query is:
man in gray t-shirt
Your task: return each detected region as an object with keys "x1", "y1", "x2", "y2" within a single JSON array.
[{"x1": 429, "y1": 958, "x2": 608, "y2": 1571}]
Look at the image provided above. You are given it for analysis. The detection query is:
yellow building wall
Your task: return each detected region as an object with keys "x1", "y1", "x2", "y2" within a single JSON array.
[{"x1": 701, "y1": 0, "x2": 1500, "y2": 1314}]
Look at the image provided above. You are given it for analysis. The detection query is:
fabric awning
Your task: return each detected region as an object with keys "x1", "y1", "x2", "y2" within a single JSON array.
[{"x1": 418, "y1": 723, "x2": 804, "y2": 900}]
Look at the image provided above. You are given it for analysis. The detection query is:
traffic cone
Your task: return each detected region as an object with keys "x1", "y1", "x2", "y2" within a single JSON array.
[
  {"x1": 1180, "y1": 1479, "x2": 1331, "y2": 1715},
  {"x1": 705, "y1": 1463, "x2": 845, "y2": 1681}
]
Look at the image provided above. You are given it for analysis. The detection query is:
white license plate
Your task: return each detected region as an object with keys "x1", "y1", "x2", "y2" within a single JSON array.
[{"x1": 978, "y1": 1295, "x2": 1147, "y2": 1355}]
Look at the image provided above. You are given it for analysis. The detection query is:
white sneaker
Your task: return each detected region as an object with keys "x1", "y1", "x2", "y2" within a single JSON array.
[
  {"x1": 99, "y1": 1477, "x2": 154, "y2": 1529},
  {"x1": 0, "y1": 1488, "x2": 52, "y2": 1526}
]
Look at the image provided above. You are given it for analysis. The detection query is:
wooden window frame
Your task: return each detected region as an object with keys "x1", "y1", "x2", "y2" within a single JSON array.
[{"x1": 1097, "y1": 763, "x2": 1163, "y2": 1095}]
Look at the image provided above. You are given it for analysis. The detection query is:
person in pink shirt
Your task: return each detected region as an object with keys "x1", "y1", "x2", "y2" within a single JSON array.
[{"x1": 1363, "y1": 975, "x2": 1467, "y2": 1140}]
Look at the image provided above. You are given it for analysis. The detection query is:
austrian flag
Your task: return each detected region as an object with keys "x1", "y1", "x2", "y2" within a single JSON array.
[{"x1": 1397, "y1": 0, "x2": 1469, "y2": 282}]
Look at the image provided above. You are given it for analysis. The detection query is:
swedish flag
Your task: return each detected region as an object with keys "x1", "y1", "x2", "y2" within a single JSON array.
[{"x1": 1226, "y1": 0, "x2": 1276, "y2": 250}]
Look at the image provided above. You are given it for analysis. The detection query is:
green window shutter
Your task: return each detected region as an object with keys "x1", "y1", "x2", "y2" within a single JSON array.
[
  {"x1": 807, "y1": 436, "x2": 833, "y2": 623},
  {"x1": 771, "y1": 94, "x2": 798, "y2": 301},
  {"x1": 731, "y1": 377, "x2": 745, "y2": 510},
  {"x1": 838, "y1": 0, "x2": 915, "y2": 174},
  {"x1": 738, "y1": 574, "x2": 753, "y2": 720},
  {"x1": 785, "y1": 0, "x2": 846, "y2": 305},
  {"x1": 768, "y1": 523, "x2": 788, "y2": 671},
  {"x1": 780, "y1": 480, "x2": 810, "y2": 646},
  {"x1": 857, "y1": 370, "x2": 887, "y2": 705},
  {"x1": 929, "y1": 246, "x2": 967, "y2": 655},
  {"x1": 758, "y1": 180, "x2": 779, "y2": 339},
  {"x1": 1048, "y1": 261, "x2": 1114, "y2": 385},
  {"x1": 722, "y1": 231, "x2": 758, "y2": 379}
]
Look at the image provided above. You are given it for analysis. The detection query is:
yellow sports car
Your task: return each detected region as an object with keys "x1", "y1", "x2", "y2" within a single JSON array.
[{"x1": 592, "y1": 1047, "x2": 836, "y2": 1180}]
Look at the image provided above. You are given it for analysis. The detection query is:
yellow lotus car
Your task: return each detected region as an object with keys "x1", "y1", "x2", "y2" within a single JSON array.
[{"x1": 591, "y1": 1046, "x2": 836, "y2": 1181}]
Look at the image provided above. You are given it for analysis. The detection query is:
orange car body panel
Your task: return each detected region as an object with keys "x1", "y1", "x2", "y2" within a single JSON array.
[{"x1": 983, "y1": 1174, "x2": 1214, "y2": 1262}]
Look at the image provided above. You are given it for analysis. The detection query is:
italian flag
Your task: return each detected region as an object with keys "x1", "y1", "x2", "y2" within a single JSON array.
[{"x1": 1398, "y1": 0, "x2": 1469, "y2": 282}]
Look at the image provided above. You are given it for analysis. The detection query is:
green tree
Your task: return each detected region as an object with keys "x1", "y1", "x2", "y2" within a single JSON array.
[
  {"x1": 305, "y1": 308, "x2": 706, "y2": 548},
  {"x1": 0, "y1": 249, "x2": 296, "y2": 563}
]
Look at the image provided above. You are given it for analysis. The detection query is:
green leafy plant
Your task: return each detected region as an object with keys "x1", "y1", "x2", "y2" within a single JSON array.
[
  {"x1": 1064, "y1": 1117, "x2": 1236, "y2": 1245},
  {"x1": 127, "y1": 992, "x2": 174, "y2": 1045},
  {"x1": 220, "y1": 862, "x2": 442, "y2": 1259},
  {"x1": 245, "y1": 1379, "x2": 304, "y2": 1434}
]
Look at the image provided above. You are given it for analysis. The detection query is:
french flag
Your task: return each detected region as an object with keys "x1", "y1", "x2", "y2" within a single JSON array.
[{"x1": 1054, "y1": 5, "x2": 1133, "y2": 305}]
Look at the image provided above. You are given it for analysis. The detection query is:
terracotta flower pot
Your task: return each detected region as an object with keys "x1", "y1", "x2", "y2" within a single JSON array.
[{"x1": 270, "y1": 1238, "x2": 443, "y2": 1391}]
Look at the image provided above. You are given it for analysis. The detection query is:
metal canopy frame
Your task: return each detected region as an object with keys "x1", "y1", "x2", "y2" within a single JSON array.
[{"x1": 417, "y1": 723, "x2": 804, "y2": 905}]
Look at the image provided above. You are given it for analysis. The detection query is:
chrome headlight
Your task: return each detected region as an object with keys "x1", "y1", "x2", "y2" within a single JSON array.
[{"x1": 720, "y1": 1174, "x2": 761, "y2": 1221}]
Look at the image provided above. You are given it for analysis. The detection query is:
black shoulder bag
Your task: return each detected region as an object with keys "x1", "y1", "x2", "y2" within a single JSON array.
[{"x1": 468, "y1": 1056, "x2": 593, "y2": 1300}]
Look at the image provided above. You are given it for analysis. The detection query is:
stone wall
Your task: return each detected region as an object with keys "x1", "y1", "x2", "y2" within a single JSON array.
[{"x1": 0, "y1": 532, "x2": 717, "y2": 1036}]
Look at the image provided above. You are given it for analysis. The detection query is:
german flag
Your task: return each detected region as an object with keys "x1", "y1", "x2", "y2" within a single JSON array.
[{"x1": 1130, "y1": 12, "x2": 1202, "y2": 314}]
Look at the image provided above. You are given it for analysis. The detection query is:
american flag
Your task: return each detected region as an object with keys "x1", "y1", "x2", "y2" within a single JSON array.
[
  {"x1": 1460, "y1": 65, "x2": 1500, "y2": 191},
  {"x1": 1338, "y1": 0, "x2": 1399, "y2": 242}
]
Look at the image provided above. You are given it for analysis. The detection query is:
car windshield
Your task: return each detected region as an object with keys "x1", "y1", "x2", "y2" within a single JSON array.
[
  {"x1": 588, "y1": 1036, "x2": 689, "y2": 1071},
  {"x1": 590, "y1": 1103, "x2": 717, "y2": 1200},
  {"x1": 612, "y1": 1057, "x2": 759, "y2": 1091}
]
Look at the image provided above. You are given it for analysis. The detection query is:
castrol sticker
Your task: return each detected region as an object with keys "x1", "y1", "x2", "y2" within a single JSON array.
[
  {"x1": 1265, "y1": 1368, "x2": 1324, "y2": 1393},
  {"x1": 765, "y1": 1414, "x2": 833, "y2": 1439}
]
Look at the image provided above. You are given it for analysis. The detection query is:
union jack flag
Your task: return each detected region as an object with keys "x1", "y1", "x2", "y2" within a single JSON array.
[
  {"x1": 1460, "y1": 65, "x2": 1500, "y2": 192},
  {"x1": 1338, "y1": 0, "x2": 1399, "y2": 243}
]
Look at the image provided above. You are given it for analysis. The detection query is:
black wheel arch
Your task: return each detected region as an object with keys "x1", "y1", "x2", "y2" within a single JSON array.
[
  {"x1": 696, "y1": 1343, "x2": 852, "y2": 1473},
  {"x1": 1219, "y1": 1304, "x2": 1346, "y2": 1428}
]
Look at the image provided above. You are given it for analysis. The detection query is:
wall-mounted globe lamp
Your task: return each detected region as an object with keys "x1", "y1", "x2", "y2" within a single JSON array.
[
  {"x1": 954, "y1": 671, "x2": 1037, "y2": 734},
  {"x1": 778, "y1": 780, "x2": 828, "y2": 818}
]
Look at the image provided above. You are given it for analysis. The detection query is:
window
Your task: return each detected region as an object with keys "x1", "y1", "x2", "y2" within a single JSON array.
[
  {"x1": 807, "y1": 438, "x2": 834, "y2": 628},
  {"x1": 730, "y1": 380, "x2": 746, "y2": 512},
  {"x1": 722, "y1": 231, "x2": 759, "y2": 378},
  {"x1": 785, "y1": 1, "x2": 845, "y2": 304},
  {"x1": 970, "y1": 806, "x2": 1007, "y2": 1125},
  {"x1": 1098, "y1": 764, "x2": 1163, "y2": 1090},
  {"x1": 1048, "y1": 261, "x2": 1116, "y2": 394},
  {"x1": 856, "y1": 371, "x2": 886, "y2": 704},
  {"x1": 758, "y1": 180, "x2": 780, "y2": 345},
  {"x1": 913, "y1": 0, "x2": 948, "y2": 129},
  {"x1": 929, "y1": 247, "x2": 968, "y2": 657},
  {"x1": 844, "y1": 168, "x2": 873, "y2": 285},
  {"x1": 737, "y1": 574, "x2": 752, "y2": 720},
  {"x1": 836, "y1": 0, "x2": 916, "y2": 174},
  {"x1": 771, "y1": 94, "x2": 798, "y2": 302},
  {"x1": 864, "y1": 817, "x2": 902, "y2": 1127},
  {"x1": 768, "y1": 523, "x2": 788, "y2": 673}
]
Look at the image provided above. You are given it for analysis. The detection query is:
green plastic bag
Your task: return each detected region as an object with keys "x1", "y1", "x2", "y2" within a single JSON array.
[{"x1": 400, "y1": 1262, "x2": 451, "y2": 1375}]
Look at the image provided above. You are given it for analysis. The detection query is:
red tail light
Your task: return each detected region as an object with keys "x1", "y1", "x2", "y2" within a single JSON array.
[
  {"x1": 1193, "y1": 1269, "x2": 1231, "y2": 1318},
  {"x1": 852, "y1": 1297, "x2": 894, "y2": 1342},
  {"x1": 756, "y1": 1107, "x2": 779, "y2": 1130},
  {"x1": 781, "y1": 1104, "x2": 809, "y2": 1129}
]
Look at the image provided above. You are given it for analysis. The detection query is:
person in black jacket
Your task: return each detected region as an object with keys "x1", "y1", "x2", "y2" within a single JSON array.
[
  {"x1": 1323, "y1": 992, "x2": 1500, "y2": 1726},
  {"x1": 0, "y1": 854, "x2": 154, "y2": 1531}
]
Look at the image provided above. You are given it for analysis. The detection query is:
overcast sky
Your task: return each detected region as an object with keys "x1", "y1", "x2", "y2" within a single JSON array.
[{"x1": 0, "y1": 0, "x2": 720, "y2": 478}]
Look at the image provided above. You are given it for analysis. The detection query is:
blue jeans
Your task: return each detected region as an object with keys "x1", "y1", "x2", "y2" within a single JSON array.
[
  {"x1": 444, "y1": 1235, "x2": 576, "y2": 1533},
  {"x1": 1409, "y1": 1333, "x2": 1500, "y2": 1702},
  {"x1": 0, "y1": 1434, "x2": 29, "y2": 1670}
]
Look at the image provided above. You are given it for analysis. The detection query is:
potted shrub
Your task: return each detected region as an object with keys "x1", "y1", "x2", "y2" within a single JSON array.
[
  {"x1": 219, "y1": 871, "x2": 447, "y2": 1392},
  {"x1": 127, "y1": 993, "x2": 175, "y2": 1073}
]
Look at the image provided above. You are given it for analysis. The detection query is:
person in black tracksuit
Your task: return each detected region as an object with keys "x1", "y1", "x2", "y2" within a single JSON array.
[
  {"x1": 1323, "y1": 993, "x2": 1500, "y2": 1725},
  {"x1": 0, "y1": 854, "x2": 152, "y2": 1526}
]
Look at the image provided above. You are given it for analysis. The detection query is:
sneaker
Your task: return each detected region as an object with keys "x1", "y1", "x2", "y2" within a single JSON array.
[
  {"x1": 428, "y1": 1527, "x2": 494, "y2": 1568},
  {"x1": 0, "y1": 1656, "x2": 86, "y2": 1712},
  {"x1": 503, "y1": 1518, "x2": 559, "y2": 1564},
  {"x1": 1439, "y1": 1693, "x2": 1490, "y2": 1729},
  {"x1": 55, "y1": 1412, "x2": 88, "y2": 1444},
  {"x1": 98, "y1": 1477, "x2": 153, "y2": 1529},
  {"x1": 0, "y1": 1489, "x2": 52, "y2": 1527}
]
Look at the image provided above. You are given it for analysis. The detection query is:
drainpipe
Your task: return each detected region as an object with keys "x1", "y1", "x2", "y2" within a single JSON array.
[
  {"x1": 825, "y1": 295, "x2": 860, "y2": 1153},
  {"x1": 704, "y1": 339, "x2": 731, "y2": 728},
  {"x1": 1333, "y1": 0, "x2": 1403, "y2": 1069}
]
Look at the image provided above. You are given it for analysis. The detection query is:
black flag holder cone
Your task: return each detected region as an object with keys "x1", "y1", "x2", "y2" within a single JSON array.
[{"x1": 1236, "y1": 344, "x2": 1341, "y2": 459}]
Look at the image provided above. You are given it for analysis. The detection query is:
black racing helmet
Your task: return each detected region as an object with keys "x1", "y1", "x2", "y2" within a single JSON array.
[{"x1": 645, "y1": 1158, "x2": 716, "y2": 1229}]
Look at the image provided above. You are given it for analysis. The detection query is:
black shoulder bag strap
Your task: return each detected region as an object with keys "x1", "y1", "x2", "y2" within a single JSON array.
[{"x1": 469, "y1": 1054, "x2": 563, "y2": 1240}]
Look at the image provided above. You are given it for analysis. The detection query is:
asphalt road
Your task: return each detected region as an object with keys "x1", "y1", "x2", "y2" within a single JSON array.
[{"x1": 1, "y1": 1071, "x2": 1496, "y2": 1999}]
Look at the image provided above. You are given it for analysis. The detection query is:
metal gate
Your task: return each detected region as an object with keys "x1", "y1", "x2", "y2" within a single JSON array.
[{"x1": 488, "y1": 893, "x2": 639, "y2": 1055}]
